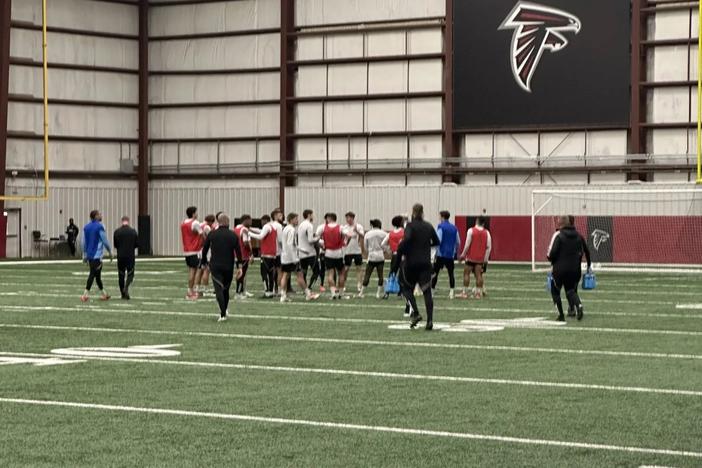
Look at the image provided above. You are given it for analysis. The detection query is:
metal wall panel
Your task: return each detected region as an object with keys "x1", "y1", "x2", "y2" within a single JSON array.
[
  {"x1": 285, "y1": 184, "x2": 702, "y2": 227},
  {"x1": 5, "y1": 180, "x2": 138, "y2": 258},
  {"x1": 148, "y1": 184, "x2": 279, "y2": 255}
]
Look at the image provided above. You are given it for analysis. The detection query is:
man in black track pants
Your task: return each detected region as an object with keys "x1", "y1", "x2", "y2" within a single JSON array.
[
  {"x1": 113, "y1": 216, "x2": 139, "y2": 300},
  {"x1": 548, "y1": 215, "x2": 590, "y2": 322},
  {"x1": 397, "y1": 203, "x2": 440, "y2": 331},
  {"x1": 201, "y1": 214, "x2": 244, "y2": 322}
]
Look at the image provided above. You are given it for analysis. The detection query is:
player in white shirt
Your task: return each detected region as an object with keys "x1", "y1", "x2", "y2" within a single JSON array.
[
  {"x1": 360, "y1": 219, "x2": 387, "y2": 299},
  {"x1": 297, "y1": 209, "x2": 319, "y2": 289},
  {"x1": 280, "y1": 213, "x2": 320, "y2": 302},
  {"x1": 197, "y1": 214, "x2": 216, "y2": 296},
  {"x1": 271, "y1": 208, "x2": 285, "y2": 293},
  {"x1": 341, "y1": 212, "x2": 365, "y2": 293}
]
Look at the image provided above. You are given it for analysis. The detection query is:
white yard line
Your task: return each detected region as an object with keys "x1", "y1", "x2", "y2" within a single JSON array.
[
  {"x1": 2, "y1": 323, "x2": 702, "y2": 361},
  {"x1": 0, "y1": 398, "x2": 699, "y2": 459},
  {"x1": 1, "y1": 351, "x2": 699, "y2": 397},
  {"x1": 1, "y1": 303, "x2": 701, "y2": 323}
]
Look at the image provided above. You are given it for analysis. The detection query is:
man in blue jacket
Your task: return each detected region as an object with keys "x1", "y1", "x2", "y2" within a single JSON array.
[
  {"x1": 432, "y1": 211, "x2": 461, "y2": 299},
  {"x1": 80, "y1": 210, "x2": 113, "y2": 302}
]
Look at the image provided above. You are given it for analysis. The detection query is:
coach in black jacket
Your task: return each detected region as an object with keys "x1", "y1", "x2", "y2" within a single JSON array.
[
  {"x1": 113, "y1": 216, "x2": 139, "y2": 300},
  {"x1": 548, "y1": 216, "x2": 588, "y2": 322},
  {"x1": 201, "y1": 214, "x2": 243, "y2": 322},
  {"x1": 397, "y1": 203, "x2": 440, "y2": 331}
]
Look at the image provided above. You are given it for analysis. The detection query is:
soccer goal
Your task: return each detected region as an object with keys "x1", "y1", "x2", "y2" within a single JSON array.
[{"x1": 531, "y1": 189, "x2": 702, "y2": 273}]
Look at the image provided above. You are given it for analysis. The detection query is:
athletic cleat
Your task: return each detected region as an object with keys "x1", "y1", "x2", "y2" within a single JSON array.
[
  {"x1": 263, "y1": 292, "x2": 276, "y2": 299},
  {"x1": 80, "y1": 295, "x2": 89, "y2": 303},
  {"x1": 425, "y1": 321, "x2": 433, "y2": 331},
  {"x1": 409, "y1": 314, "x2": 423, "y2": 329},
  {"x1": 244, "y1": 291, "x2": 254, "y2": 298},
  {"x1": 382, "y1": 293, "x2": 390, "y2": 300},
  {"x1": 567, "y1": 307, "x2": 576, "y2": 318},
  {"x1": 218, "y1": 315, "x2": 228, "y2": 322},
  {"x1": 99, "y1": 294, "x2": 111, "y2": 301},
  {"x1": 280, "y1": 296, "x2": 292, "y2": 303},
  {"x1": 556, "y1": 314, "x2": 565, "y2": 322},
  {"x1": 357, "y1": 292, "x2": 364, "y2": 299},
  {"x1": 306, "y1": 293, "x2": 320, "y2": 301},
  {"x1": 448, "y1": 289, "x2": 455, "y2": 300},
  {"x1": 577, "y1": 305, "x2": 584, "y2": 321},
  {"x1": 319, "y1": 286, "x2": 326, "y2": 293},
  {"x1": 121, "y1": 293, "x2": 130, "y2": 300}
]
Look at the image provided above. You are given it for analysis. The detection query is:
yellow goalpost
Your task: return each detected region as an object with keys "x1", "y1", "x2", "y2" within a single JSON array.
[{"x1": 1, "y1": 0, "x2": 49, "y2": 202}]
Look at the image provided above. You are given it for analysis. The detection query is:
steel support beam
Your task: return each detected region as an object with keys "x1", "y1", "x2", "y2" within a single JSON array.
[
  {"x1": 442, "y1": 0, "x2": 458, "y2": 184},
  {"x1": 279, "y1": 0, "x2": 295, "y2": 210},
  {"x1": 138, "y1": 0, "x2": 149, "y2": 216},
  {"x1": 0, "y1": 0, "x2": 11, "y2": 212},
  {"x1": 629, "y1": 0, "x2": 647, "y2": 155}
]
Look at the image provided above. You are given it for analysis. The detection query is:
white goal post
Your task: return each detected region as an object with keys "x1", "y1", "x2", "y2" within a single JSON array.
[{"x1": 531, "y1": 189, "x2": 702, "y2": 273}]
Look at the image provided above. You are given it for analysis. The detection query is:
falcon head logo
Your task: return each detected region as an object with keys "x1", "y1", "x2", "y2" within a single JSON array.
[
  {"x1": 591, "y1": 229, "x2": 610, "y2": 252},
  {"x1": 499, "y1": 2, "x2": 581, "y2": 92}
]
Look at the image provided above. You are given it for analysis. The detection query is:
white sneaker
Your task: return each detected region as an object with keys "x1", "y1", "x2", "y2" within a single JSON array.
[
  {"x1": 244, "y1": 291, "x2": 254, "y2": 298},
  {"x1": 449, "y1": 289, "x2": 455, "y2": 300},
  {"x1": 218, "y1": 313, "x2": 229, "y2": 322},
  {"x1": 264, "y1": 291, "x2": 276, "y2": 298},
  {"x1": 306, "y1": 293, "x2": 320, "y2": 301},
  {"x1": 376, "y1": 287, "x2": 383, "y2": 299},
  {"x1": 280, "y1": 296, "x2": 292, "y2": 303},
  {"x1": 357, "y1": 291, "x2": 365, "y2": 298}
]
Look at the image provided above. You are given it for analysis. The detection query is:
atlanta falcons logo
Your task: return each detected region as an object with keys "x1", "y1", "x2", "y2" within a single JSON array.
[
  {"x1": 499, "y1": 2, "x2": 581, "y2": 92},
  {"x1": 591, "y1": 229, "x2": 610, "y2": 252}
]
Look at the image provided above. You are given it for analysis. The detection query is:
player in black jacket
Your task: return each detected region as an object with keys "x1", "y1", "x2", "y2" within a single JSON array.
[
  {"x1": 548, "y1": 216, "x2": 590, "y2": 322},
  {"x1": 397, "y1": 203, "x2": 440, "y2": 331},
  {"x1": 201, "y1": 214, "x2": 244, "y2": 322},
  {"x1": 113, "y1": 216, "x2": 139, "y2": 300}
]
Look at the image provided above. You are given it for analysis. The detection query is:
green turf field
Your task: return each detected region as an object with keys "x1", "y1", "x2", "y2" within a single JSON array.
[{"x1": 0, "y1": 259, "x2": 701, "y2": 467}]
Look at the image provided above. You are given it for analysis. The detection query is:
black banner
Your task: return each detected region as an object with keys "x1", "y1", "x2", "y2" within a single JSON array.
[
  {"x1": 586, "y1": 216, "x2": 613, "y2": 263},
  {"x1": 453, "y1": 0, "x2": 631, "y2": 129}
]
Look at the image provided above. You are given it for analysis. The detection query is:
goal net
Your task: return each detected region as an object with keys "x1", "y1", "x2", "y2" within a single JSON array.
[{"x1": 531, "y1": 189, "x2": 702, "y2": 273}]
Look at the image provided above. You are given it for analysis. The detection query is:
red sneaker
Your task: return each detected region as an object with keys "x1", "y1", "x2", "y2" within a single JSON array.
[
  {"x1": 80, "y1": 295, "x2": 89, "y2": 303},
  {"x1": 99, "y1": 294, "x2": 111, "y2": 301},
  {"x1": 319, "y1": 286, "x2": 326, "y2": 293}
]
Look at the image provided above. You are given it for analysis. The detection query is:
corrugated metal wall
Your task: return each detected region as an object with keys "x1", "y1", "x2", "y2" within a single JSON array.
[
  {"x1": 5, "y1": 181, "x2": 138, "y2": 258},
  {"x1": 285, "y1": 184, "x2": 702, "y2": 227},
  {"x1": 148, "y1": 184, "x2": 279, "y2": 255}
]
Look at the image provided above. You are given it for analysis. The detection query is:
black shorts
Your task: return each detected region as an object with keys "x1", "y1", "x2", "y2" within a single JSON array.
[
  {"x1": 400, "y1": 263, "x2": 433, "y2": 291},
  {"x1": 275, "y1": 256, "x2": 282, "y2": 268},
  {"x1": 282, "y1": 262, "x2": 300, "y2": 273},
  {"x1": 344, "y1": 254, "x2": 363, "y2": 267},
  {"x1": 300, "y1": 256, "x2": 316, "y2": 272},
  {"x1": 325, "y1": 257, "x2": 345, "y2": 272},
  {"x1": 185, "y1": 255, "x2": 199, "y2": 269}
]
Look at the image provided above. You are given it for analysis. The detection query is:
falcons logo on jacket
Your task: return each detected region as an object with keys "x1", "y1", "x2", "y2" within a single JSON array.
[{"x1": 499, "y1": 2, "x2": 581, "y2": 92}]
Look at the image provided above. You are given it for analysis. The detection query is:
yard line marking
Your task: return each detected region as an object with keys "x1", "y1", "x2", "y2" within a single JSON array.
[
  {"x1": 677, "y1": 304, "x2": 702, "y2": 310},
  {"x1": 2, "y1": 323, "x2": 702, "y2": 361},
  {"x1": 0, "y1": 398, "x2": 700, "y2": 459},
  {"x1": 0, "y1": 306, "x2": 404, "y2": 325},
  {"x1": 4, "y1": 303, "x2": 701, "y2": 322},
  {"x1": 2, "y1": 352, "x2": 699, "y2": 397}
]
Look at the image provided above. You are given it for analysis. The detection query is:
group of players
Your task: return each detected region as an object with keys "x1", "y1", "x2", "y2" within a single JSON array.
[
  {"x1": 74, "y1": 203, "x2": 589, "y2": 331},
  {"x1": 179, "y1": 204, "x2": 494, "y2": 327}
]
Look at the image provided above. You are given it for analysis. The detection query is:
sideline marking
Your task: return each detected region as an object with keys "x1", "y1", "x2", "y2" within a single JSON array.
[
  {"x1": 0, "y1": 398, "x2": 700, "y2": 459},
  {"x1": 2, "y1": 323, "x2": 702, "y2": 361},
  {"x1": 1, "y1": 351, "x2": 699, "y2": 397}
]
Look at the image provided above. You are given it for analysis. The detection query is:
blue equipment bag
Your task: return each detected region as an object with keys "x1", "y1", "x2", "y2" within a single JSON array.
[
  {"x1": 582, "y1": 272, "x2": 597, "y2": 290},
  {"x1": 385, "y1": 273, "x2": 400, "y2": 294},
  {"x1": 545, "y1": 273, "x2": 553, "y2": 293}
]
